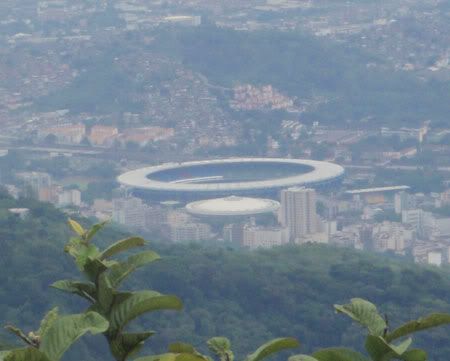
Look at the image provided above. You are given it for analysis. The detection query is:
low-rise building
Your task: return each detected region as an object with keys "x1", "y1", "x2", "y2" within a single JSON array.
[
  {"x1": 89, "y1": 125, "x2": 119, "y2": 146},
  {"x1": 39, "y1": 123, "x2": 86, "y2": 145},
  {"x1": 242, "y1": 225, "x2": 290, "y2": 249}
]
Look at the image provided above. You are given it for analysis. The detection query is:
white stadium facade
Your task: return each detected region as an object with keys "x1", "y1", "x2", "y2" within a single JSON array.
[{"x1": 117, "y1": 158, "x2": 345, "y2": 201}]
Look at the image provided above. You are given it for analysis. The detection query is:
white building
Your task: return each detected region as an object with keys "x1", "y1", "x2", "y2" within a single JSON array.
[
  {"x1": 395, "y1": 191, "x2": 415, "y2": 214},
  {"x1": 113, "y1": 197, "x2": 163, "y2": 230},
  {"x1": 428, "y1": 251, "x2": 443, "y2": 266},
  {"x1": 169, "y1": 222, "x2": 212, "y2": 243},
  {"x1": 279, "y1": 187, "x2": 317, "y2": 241},
  {"x1": 242, "y1": 226, "x2": 290, "y2": 249},
  {"x1": 57, "y1": 189, "x2": 81, "y2": 207},
  {"x1": 402, "y1": 209, "x2": 434, "y2": 239},
  {"x1": 372, "y1": 222, "x2": 413, "y2": 254}
]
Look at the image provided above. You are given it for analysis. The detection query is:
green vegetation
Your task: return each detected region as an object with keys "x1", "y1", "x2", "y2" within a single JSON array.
[
  {"x1": 293, "y1": 298, "x2": 450, "y2": 360},
  {"x1": 2, "y1": 194, "x2": 450, "y2": 360},
  {"x1": 154, "y1": 25, "x2": 450, "y2": 126}
]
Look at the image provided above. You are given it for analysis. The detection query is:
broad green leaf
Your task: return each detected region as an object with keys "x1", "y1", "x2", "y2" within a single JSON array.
[
  {"x1": 97, "y1": 273, "x2": 114, "y2": 311},
  {"x1": 51, "y1": 280, "x2": 96, "y2": 301},
  {"x1": 334, "y1": 298, "x2": 387, "y2": 336},
  {"x1": 245, "y1": 338, "x2": 300, "y2": 361},
  {"x1": 169, "y1": 343, "x2": 198, "y2": 354},
  {"x1": 399, "y1": 349, "x2": 427, "y2": 361},
  {"x1": 110, "y1": 291, "x2": 182, "y2": 332},
  {"x1": 289, "y1": 356, "x2": 319, "y2": 361},
  {"x1": 207, "y1": 337, "x2": 233, "y2": 361},
  {"x1": 63, "y1": 237, "x2": 83, "y2": 258},
  {"x1": 4, "y1": 348, "x2": 52, "y2": 361},
  {"x1": 75, "y1": 244, "x2": 100, "y2": 270},
  {"x1": 68, "y1": 219, "x2": 85, "y2": 237},
  {"x1": 83, "y1": 258, "x2": 108, "y2": 281},
  {"x1": 312, "y1": 348, "x2": 369, "y2": 361},
  {"x1": 37, "y1": 308, "x2": 59, "y2": 338},
  {"x1": 40, "y1": 312, "x2": 109, "y2": 361},
  {"x1": 110, "y1": 331, "x2": 155, "y2": 361},
  {"x1": 99, "y1": 237, "x2": 146, "y2": 260},
  {"x1": 108, "y1": 251, "x2": 161, "y2": 288},
  {"x1": 365, "y1": 336, "x2": 412, "y2": 361},
  {"x1": 385, "y1": 313, "x2": 450, "y2": 342},
  {"x1": 135, "y1": 353, "x2": 209, "y2": 361},
  {"x1": 84, "y1": 221, "x2": 108, "y2": 242}
]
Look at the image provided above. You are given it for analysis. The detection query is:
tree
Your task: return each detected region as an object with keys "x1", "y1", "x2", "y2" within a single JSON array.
[
  {"x1": 1, "y1": 220, "x2": 299, "y2": 361},
  {"x1": 291, "y1": 298, "x2": 450, "y2": 361}
]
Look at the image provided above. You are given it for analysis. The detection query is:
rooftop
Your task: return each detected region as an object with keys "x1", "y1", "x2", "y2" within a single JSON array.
[
  {"x1": 186, "y1": 196, "x2": 280, "y2": 216},
  {"x1": 117, "y1": 158, "x2": 345, "y2": 193},
  {"x1": 345, "y1": 185, "x2": 410, "y2": 195}
]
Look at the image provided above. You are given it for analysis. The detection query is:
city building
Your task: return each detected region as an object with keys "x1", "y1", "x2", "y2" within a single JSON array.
[
  {"x1": 346, "y1": 186, "x2": 410, "y2": 205},
  {"x1": 394, "y1": 191, "x2": 415, "y2": 214},
  {"x1": 279, "y1": 187, "x2": 317, "y2": 241},
  {"x1": 57, "y1": 189, "x2": 81, "y2": 207},
  {"x1": 112, "y1": 196, "x2": 163, "y2": 230},
  {"x1": 168, "y1": 222, "x2": 212, "y2": 243},
  {"x1": 242, "y1": 225, "x2": 290, "y2": 249},
  {"x1": 39, "y1": 123, "x2": 86, "y2": 144},
  {"x1": 428, "y1": 251, "x2": 443, "y2": 267},
  {"x1": 89, "y1": 125, "x2": 119, "y2": 146},
  {"x1": 402, "y1": 209, "x2": 434, "y2": 239},
  {"x1": 223, "y1": 223, "x2": 244, "y2": 244},
  {"x1": 17, "y1": 172, "x2": 53, "y2": 200},
  {"x1": 121, "y1": 126, "x2": 175, "y2": 146},
  {"x1": 372, "y1": 222, "x2": 413, "y2": 254}
]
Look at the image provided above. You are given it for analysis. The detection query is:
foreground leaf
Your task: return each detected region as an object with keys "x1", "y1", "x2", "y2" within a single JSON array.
[
  {"x1": 97, "y1": 273, "x2": 114, "y2": 312},
  {"x1": 334, "y1": 298, "x2": 387, "y2": 336},
  {"x1": 385, "y1": 313, "x2": 450, "y2": 342},
  {"x1": 99, "y1": 237, "x2": 146, "y2": 260},
  {"x1": 110, "y1": 331, "x2": 155, "y2": 361},
  {"x1": 110, "y1": 291, "x2": 183, "y2": 332},
  {"x1": 4, "y1": 348, "x2": 52, "y2": 361},
  {"x1": 398, "y1": 349, "x2": 427, "y2": 361},
  {"x1": 50, "y1": 280, "x2": 96, "y2": 301},
  {"x1": 40, "y1": 312, "x2": 109, "y2": 361},
  {"x1": 312, "y1": 348, "x2": 369, "y2": 361},
  {"x1": 169, "y1": 343, "x2": 198, "y2": 354},
  {"x1": 289, "y1": 355, "x2": 319, "y2": 361},
  {"x1": 365, "y1": 336, "x2": 412, "y2": 361},
  {"x1": 108, "y1": 251, "x2": 161, "y2": 288},
  {"x1": 207, "y1": 337, "x2": 234, "y2": 361},
  {"x1": 37, "y1": 308, "x2": 59, "y2": 338},
  {"x1": 84, "y1": 221, "x2": 108, "y2": 242},
  {"x1": 245, "y1": 338, "x2": 300, "y2": 361},
  {"x1": 135, "y1": 353, "x2": 209, "y2": 361},
  {"x1": 68, "y1": 219, "x2": 85, "y2": 237}
]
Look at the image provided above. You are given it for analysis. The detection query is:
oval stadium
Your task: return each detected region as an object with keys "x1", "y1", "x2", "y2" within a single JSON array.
[{"x1": 117, "y1": 158, "x2": 345, "y2": 201}]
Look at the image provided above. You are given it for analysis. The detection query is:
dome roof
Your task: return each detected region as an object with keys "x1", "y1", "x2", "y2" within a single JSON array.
[{"x1": 185, "y1": 196, "x2": 280, "y2": 216}]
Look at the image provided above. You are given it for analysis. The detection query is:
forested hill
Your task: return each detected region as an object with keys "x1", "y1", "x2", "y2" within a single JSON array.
[
  {"x1": 141, "y1": 244, "x2": 450, "y2": 361},
  {"x1": 153, "y1": 25, "x2": 450, "y2": 127},
  {"x1": 1, "y1": 191, "x2": 450, "y2": 360}
]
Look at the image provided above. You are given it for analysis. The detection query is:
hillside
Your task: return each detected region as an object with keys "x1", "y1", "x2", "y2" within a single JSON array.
[
  {"x1": 1, "y1": 192, "x2": 450, "y2": 360},
  {"x1": 154, "y1": 25, "x2": 450, "y2": 127}
]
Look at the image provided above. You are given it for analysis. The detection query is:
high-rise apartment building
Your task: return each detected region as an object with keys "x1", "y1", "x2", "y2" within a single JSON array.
[{"x1": 279, "y1": 187, "x2": 317, "y2": 241}]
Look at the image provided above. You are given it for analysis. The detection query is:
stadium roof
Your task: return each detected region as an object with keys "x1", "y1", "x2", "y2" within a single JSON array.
[
  {"x1": 345, "y1": 185, "x2": 410, "y2": 195},
  {"x1": 117, "y1": 158, "x2": 345, "y2": 193},
  {"x1": 186, "y1": 196, "x2": 280, "y2": 216}
]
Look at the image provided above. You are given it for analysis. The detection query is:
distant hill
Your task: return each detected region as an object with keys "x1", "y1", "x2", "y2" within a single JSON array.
[
  {"x1": 154, "y1": 25, "x2": 450, "y2": 127},
  {"x1": 1, "y1": 191, "x2": 450, "y2": 360}
]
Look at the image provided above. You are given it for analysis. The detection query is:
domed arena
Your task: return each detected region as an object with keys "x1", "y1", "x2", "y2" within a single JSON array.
[{"x1": 117, "y1": 158, "x2": 345, "y2": 201}]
